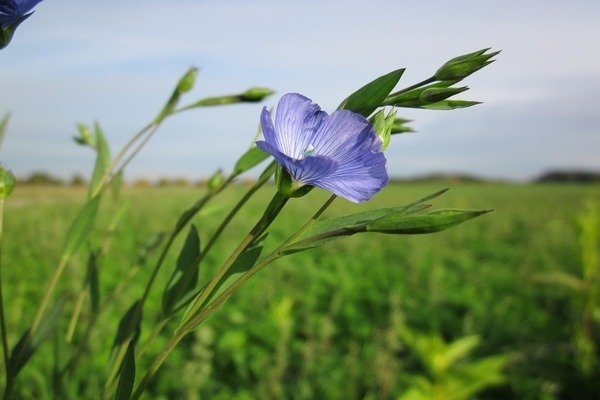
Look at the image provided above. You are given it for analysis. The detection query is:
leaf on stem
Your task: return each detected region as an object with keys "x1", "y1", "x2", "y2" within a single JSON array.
[
  {"x1": 233, "y1": 146, "x2": 270, "y2": 176},
  {"x1": 0, "y1": 113, "x2": 10, "y2": 148},
  {"x1": 338, "y1": 69, "x2": 405, "y2": 117},
  {"x1": 87, "y1": 251, "x2": 101, "y2": 313},
  {"x1": 284, "y1": 190, "x2": 451, "y2": 254},
  {"x1": 62, "y1": 195, "x2": 101, "y2": 259},
  {"x1": 88, "y1": 122, "x2": 111, "y2": 198},
  {"x1": 112, "y1": 301, "x2": 142, "y2": 348},
  {"x1": 366, "y1": 208, "x2": 492, "y2": 234},
  {"x1": 114, "y1": 341, "x2": 136, "y2": 400},
  {"x1": 162, "y1": 225, "x2": 201, "y2": 316},
  {"x1": 9, "y1": 297, "x2": 67, "y2": 376}
]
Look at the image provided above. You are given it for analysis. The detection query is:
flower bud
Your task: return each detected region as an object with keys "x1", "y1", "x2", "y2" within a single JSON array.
[
  {"x1": 275, "y1": 165, "x2": 312, "y2": 199},
  {"x1": 419, "y1": 86, "x2": 468, "y2": 103},
  {"x1": 0, "y1": 165, "x2": 16, "y2": 199},
  {"x1": 371, "y1": 108, "x2": 397, "y2": 150},
  {"x1": 240, "y1": 87, "x2": 274, "y2": 102},
  {"x1": 434, "y1": 48, "x2": 500, "y2": 81},
  {"x1": 176, "y1": 67, "x2": 198, "y2": 95},
  {"x1": 207, "y1": 169, "x2": 225, "y2": 192}
]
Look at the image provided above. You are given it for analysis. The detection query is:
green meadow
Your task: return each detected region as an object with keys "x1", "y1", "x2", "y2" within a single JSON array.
[{"x1": 2, "y1": 182, "x2": 599, "y2": 399}]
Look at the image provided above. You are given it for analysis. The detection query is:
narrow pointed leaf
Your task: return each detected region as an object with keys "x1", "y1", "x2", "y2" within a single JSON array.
[
  {"x1": 366, "y1": 208, "x2": 492, "y2": 234},
  {"x1": 162, "y1": 225, "x2": 201, "y2": 315},
  {"x1": 206, "y1": 245, "x2": 263, "y2": 305},
  {"x1": 233, "y1": 146, "x2": 270, "y2": 176},
  {"x1": 0, "y1": 113, "x2": 10, "y2": 148},
  {"x1": 62, "y1": 196, "x2": 101, "y2": 259},
  {"x1": 9, "y1": 297, "x2": 67, "y2": 375},
  {"x1": 112, "y1": 301, "x2": 142, "y2": 348},
  {"x1": 284, "y1": 189, "x2": 449, "y2": 253},
  {"x1": 87, "y1": 251, "x2": 101, "y2": 312},
  {"x1": 89, "y1": 122, "x2": 110, "y2": 198},
  {"x1": 114, "y1": 341, "x2": 136, "y2": 400},
  {"x1": 338, "y1": 69, "x2": 405, "y2": 117},
  {"x1": 420, "y1": 100, "x2": 481, "y2": 110}
]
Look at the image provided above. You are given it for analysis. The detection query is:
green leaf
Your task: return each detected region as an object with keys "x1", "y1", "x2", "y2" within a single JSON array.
[
  {"x1": 0, "y1": 113, "x2": 10, "y2": 149},
  {"x1": 205, "y1": 244, "x2": 264, "y2": 306},
  {"x1": 366, "y1": 208, "x2": 492, "y2": 234},
  {"x1": 62, "y1": 196, "x2": 101, "y2": 259},
  {"x1": 88, "y1": 122, "x2": 111, "y2": 198},
  {"x1": 383, "y1": 80, "x2": 459, "y2": 107},
  {"x1": 114, "y1": 341, "x2": 136, "y2": 400},
  {"x1": 9, "y1": 297, "x2": 67, "y2": 376},
  {"x1": 87, "y1": 251, "x2": 101, "y2": 312},
  {"x1": 162, "y1": 225, "x2": 201, "y2": 315},
  {"x1": 112, "y1": 301, "x2": 142, "y2": 348},
  {"x1": 73, "y1": 123, "x2": 95, "y2": 147},
  {"x1": 420, "y1": 100, "x2": 481, "y2": 110},
  {"x1": 284, "y1": 189, "x2": 449, "y2": 253},
  {"x1": 338, "y1": 69, "x2": 405, "y2": 117},
  {"x1": 233, "y1": 146, "x2": 270, "y2": 176}
]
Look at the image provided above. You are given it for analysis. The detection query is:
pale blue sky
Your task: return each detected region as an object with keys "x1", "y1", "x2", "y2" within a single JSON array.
[{"x1": 1, "y1": 0, "x2": 599, "y2": 181}]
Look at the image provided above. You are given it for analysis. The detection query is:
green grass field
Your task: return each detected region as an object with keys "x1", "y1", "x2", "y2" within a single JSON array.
[{"x1": 2, "y1": 182, "x2": 599, "y2": 399}]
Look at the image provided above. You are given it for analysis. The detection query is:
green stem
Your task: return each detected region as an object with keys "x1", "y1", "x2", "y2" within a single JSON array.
[
  {"x1": 182, "y1": 191, "x2": 288, "y2": 325},
  {"x1": 0, "y1": 199, "x2": 10, "y2": 381},
  {"x1": 382, "y1": 76, "x2": 437, "y2": 106},
  {"x1": 30, "y1": 256, "x2": 68, "y2": 335},
  {"x1": 178, "y1": 194, "x2": 337, "y2": 333},
  {"x1": 131, "y1": 191, "x2": 289, "y2": 399}
]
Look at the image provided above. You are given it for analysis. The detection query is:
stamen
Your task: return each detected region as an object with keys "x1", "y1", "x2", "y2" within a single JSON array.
[{"x1": 302, "y1": 144, "x2": 315, "y2": 157}]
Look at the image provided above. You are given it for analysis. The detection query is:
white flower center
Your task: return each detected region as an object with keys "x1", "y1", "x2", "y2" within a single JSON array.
[{"x1": 301, "y1": 144, "x2": 315, "y2": 158}]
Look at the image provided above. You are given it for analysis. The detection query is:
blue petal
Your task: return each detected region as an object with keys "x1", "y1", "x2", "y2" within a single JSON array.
[
  {"x1": 271, "y1": 93, "x2": 326, "y2": 159},
  {"x1": 316, "y1": 150, "x2": 388, "y2": 203},
  {"x1": 15, "y1": 0, "x2": 43, "y2": 15},
  {"x1": 256, "y1": 140, "x2": 337, "y2": 184}
]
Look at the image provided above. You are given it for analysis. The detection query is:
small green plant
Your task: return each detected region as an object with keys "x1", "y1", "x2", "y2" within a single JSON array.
[
  {"x1": 534, "y1": 200, "x2": 600, "y2": 375},
  {"x1": 397, "y1": 326, "x2": 508, "y2": 400}
]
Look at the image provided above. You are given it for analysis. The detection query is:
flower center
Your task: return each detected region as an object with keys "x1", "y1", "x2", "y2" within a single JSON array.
[{"x1": 301, "y1": 144, "x2": 315, "y2": 158}]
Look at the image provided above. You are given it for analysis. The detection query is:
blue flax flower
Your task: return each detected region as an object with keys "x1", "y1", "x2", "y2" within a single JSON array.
[
  {"x1": 0, "y1": 0, "x2": 42, "y2": 27},
  {"x1": 1, "y1": 0, "x2": 43, "y2": 49},
  {"x1": 256, "y1": 93, "x2": 388, "y2": 203}
]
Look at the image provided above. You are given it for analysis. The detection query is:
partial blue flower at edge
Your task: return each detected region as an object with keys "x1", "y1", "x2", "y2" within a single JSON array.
[
  {"x1": 0, "y1": 0, "x2": 43, "y2": 28},
  {"x1": 256, "y1": 93, "x2": 388, "y2": 203}
]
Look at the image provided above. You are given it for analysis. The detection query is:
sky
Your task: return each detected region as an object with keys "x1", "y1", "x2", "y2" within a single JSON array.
[{"x1": 1, "y1": 0, "x2": 599, "y2": 182}]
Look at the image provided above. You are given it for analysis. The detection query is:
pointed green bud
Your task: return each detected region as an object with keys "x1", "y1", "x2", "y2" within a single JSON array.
[
  {"x1": 0, "y1": 165, "x2": 16, "y2": 199},
  {"x1": 391, "y1": 117, "x2": 413, "y2": 135},
  {"x1": 371, "y1": 108, "x2": 397, "y2": 150},
  {"x1": 240, "y1": 87, "x2": 275, "y2": 102},
  {"x1": 419, "y1": 86, "x2": 469, "y2": 103},
  {"x1": 155, "y1": 67, "x2": 198, "y2": 122},
  {"x1": 176, "y1": 67, "x2": 198, "y2": 94},
  {"x1": 434, "y1": 48, "x2": 500, "y2": 81},
  {"x1": 207, "y1": 169, "x2": 225, "y2": 192},
  {"x1": 73, "y1": 123, "x2": 96, "y2": 147},
  {"x1": 275, "y1": 165, "x2": 312, "y2": 199}
]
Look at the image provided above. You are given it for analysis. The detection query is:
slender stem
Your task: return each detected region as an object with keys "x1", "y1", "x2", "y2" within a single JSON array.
[
  {"x1": 182, "y1": 192, "x2": 288, "y2": 325},
  {"x1": 130, "y1": 328, "x2": 186, "y2": 400},
  {"x1": 91, "y1": 122, "x2": 155, "y2": 199},
  {"x1": 178, "y1": 194, "x2": 337, "y2": 334},
  {"x1": 0, "y1": 199, "x2": 10, "y2": 374},
  {"x1": 132, "y1": 191, "x2": 289, "y2": 399},
  {"x1": 30, "y1": 256, "x2": 68, "y2": 335},
  {"x1": 382, "y1": 76, "x2": 437, "y2": 106}
]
